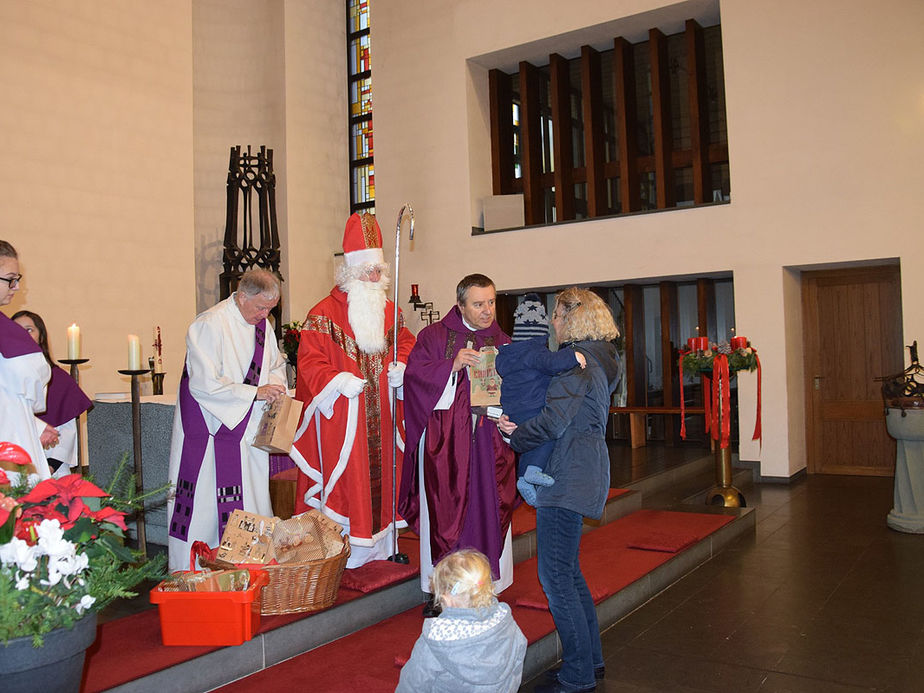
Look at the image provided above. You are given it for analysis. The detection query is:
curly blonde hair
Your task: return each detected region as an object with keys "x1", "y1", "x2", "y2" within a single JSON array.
[
  {"x1": 553, "y1": 287, "x2": 620, "y2": 343},
  {"x1": 430, "y1": 549, "x2": 494, "y2": 609}
]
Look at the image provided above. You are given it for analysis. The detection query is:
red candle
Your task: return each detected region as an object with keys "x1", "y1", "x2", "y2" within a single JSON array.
[
  {"x1": 693, "y1": 337, "x2": 709, "y2": 351},
  {"x1": 731, "y1": 336, "x2": 747, "y2": 350}
]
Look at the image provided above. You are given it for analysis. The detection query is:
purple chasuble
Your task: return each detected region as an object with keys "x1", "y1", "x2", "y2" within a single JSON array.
[
  {"x1": 169, "y1": 319, "x2": 266, "y2": 541},
  {"x1": 398, "y1": 306, "x2": 518, "y2": 577},
  {"x1": 38, "y1": 366, "x2": 93, "y2": 427}
]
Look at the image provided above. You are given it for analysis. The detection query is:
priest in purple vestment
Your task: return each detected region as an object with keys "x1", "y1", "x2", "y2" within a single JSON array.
[
  {"x1": 166, "y1": 268, "x2": 287, "y2": 571},
  {"x1": 399, "y1": 274, "x2": 518, "y2": 597}
]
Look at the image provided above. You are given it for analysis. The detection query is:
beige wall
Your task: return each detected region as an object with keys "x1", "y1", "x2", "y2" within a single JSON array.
[
  {"x1": 371, "y1": 0, "x2": 924, "y2": 478},
  {"x1": 0, "y1": 0, "x2": 196, "y2": 398},
  {"x1": 1, "y1": 0, "x2": 919, "y2": 479}
]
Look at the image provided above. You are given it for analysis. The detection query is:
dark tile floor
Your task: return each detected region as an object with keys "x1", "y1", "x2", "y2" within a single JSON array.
[{"x1": 520, "y1": 464, "x2": 923, "y2": 693}]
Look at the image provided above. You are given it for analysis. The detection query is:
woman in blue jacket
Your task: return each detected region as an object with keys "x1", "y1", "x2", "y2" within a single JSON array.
[{"x1": 498, "y1": 287, "x2": 621, "y2": 693}]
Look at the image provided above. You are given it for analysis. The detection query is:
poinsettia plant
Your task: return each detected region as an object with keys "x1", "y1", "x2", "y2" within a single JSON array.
[
  {"x1": 0, "y1": 442, "x2": 166, "y2": 646},
  {"x1": 280, "y1": 320, "x2": 302, "y2": 367}
]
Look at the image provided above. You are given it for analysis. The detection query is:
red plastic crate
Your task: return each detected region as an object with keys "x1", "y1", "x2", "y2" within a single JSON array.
[{"x1": 149, "y1": 569, "x2": 269, "y2": 646}]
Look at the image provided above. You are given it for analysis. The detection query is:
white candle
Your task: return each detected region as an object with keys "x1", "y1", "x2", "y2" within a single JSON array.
[
  {"x1": 66, "y1": 323, "x2": 81, "y2": 360},
  {"x1": 127, "y1": 334, "x2": 142, "y2": 370}
]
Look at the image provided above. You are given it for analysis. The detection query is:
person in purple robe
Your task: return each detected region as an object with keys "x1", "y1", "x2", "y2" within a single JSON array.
[
  {"x1": 0, "y1": 240, "x2": 51, "y2": 480},
  {"x1": 399, "y1": 274, "x2": 518, "y2": 607},
  {"x1": 13, "y1": 310, "x2": 93, "y2": 476}
]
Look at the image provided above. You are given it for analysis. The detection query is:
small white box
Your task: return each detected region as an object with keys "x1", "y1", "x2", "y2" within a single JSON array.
[{"x1": 483, "y1": 194, "x2": 525, "y2": 231}]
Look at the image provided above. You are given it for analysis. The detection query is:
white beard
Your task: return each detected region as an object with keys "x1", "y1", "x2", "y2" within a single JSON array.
[{"x1": 345, "y1": 278, "x2": 388, "y2": 354}]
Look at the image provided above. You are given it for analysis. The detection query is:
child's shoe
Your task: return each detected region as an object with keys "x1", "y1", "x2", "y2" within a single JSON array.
[
  {"x1": 523, "y1": 464, "x2": 555, "y2": 487},
  {"x1": 517, "y1": 476, "x2": 538, "y2": 506}
]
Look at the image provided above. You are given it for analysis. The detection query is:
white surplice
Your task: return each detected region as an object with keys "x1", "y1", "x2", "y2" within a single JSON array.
[
  {"x1": 0, "y1": 349, "x2": 51, "y2": 480},
  {"x1": 166, "y1": 295, "x2": 286, "y2": 571}
]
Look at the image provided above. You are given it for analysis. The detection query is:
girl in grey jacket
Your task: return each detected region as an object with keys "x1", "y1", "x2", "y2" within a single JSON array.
[{"x1": 395, "y1": 549, "x2": 527, "y2": 692}]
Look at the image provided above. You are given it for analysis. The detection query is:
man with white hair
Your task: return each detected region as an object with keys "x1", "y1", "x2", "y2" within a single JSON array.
[
  {"x1": 167, "y1": 268, "x2": 287, "y2": 570},
  {"x1": 291, "y1": 212, "x2": 415, "y2": 568}
]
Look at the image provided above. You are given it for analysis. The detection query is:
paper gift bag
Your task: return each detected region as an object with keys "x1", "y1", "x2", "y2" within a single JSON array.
[
  {"x1": 468, "y1": 346, "x2": 501, "y2": 408},
  {"x1": 253, "y1": 395, "x2": 303, "y2": 454},
  {"x1": 216, "y1": 509, "x2": 278, "y2": 564}
]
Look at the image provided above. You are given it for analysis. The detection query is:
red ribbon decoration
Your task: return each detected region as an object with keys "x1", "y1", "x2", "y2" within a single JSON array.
[
  {"x1": 711, "y1": 354, "x2": 731, "y2": 449},
  {"x1": 752, "y1": 353, "x2": 762, "y2": 445},
  {"x1": 678, "y1": 347, "x2": 762, "y2": 449},
  {"x1": 679, "y1": 349, "x2": 689, "y2": 439}
]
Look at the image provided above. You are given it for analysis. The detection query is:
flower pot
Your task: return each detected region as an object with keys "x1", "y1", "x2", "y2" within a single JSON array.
[{"x1": 0, "y1": 613, "x2": 97, "y2": 693}]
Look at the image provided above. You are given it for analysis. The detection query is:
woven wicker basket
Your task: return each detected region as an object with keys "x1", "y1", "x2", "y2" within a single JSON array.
[{"x1": 198, "y1": 514, "x2": 351, "y2": 615}]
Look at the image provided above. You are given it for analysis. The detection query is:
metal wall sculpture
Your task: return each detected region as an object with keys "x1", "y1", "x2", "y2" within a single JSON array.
[{"x1": 219, "y1": 145, "x2": 283, "y2": 338}]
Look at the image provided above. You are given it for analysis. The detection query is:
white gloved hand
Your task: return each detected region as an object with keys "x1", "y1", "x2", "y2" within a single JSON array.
[
  {"x1": 387, "y1": 362, "x2": 406, "y2": 388},
  {"x1": 338, "y1": 374, "x2": 366, "y2": 399}
]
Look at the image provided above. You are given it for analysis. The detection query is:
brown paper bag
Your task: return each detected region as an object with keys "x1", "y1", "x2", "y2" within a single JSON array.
[
  {"x1": 468, "y1": 346, "x2": 501, "y2": 408},
  {"x1": 216, "y1": 509, "x2": 278, "y2": 564},
  {"x1": 253, "y1": 395, "x2": 304, "y2": 454}
]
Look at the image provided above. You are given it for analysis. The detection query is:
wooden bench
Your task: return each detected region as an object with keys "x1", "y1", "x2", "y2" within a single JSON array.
[{"x1": 609, "y1": 406, "x2": 706, "y2": 448}]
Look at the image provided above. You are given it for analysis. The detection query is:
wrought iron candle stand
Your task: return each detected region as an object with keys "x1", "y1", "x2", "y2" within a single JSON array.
[
  {"x1": 58, "y1": 358, "x2": 90, "y2": 475},
  {"x1": 118, "y1": 367, "x2": 152, "y2": 556}
]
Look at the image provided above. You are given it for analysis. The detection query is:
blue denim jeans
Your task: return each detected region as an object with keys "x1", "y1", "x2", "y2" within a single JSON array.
[{"x1": 536, "y1": 506, "x2": 603, "y2": 690}]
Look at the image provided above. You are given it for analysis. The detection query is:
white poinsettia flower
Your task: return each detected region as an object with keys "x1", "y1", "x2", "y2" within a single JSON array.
[
  {"x1": 0, "y1": 536, "x2": 39, "y2": 572},
  {"x1": 75, "y1": 594, "x2": 96, "y2": 615},
  {"x1": 15, "y1": 575, "x2": 30, "y2": 590}
]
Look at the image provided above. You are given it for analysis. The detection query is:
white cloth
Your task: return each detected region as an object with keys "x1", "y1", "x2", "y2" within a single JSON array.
[
  {"x1": 415, "y1": 371, "x2": 513, "y2": 594},
  {"x1": 34, "y1": 417, "x2": 79, "y2": 477},
  {"x1": 166, "y1": 295, "x2": 286, "y2": 571},
  {"x1": 0, "y1": 349, "x2": 51, "y2": 479}
]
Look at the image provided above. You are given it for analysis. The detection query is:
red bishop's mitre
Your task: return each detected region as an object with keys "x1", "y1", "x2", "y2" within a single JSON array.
[{"x1": 342, "y1": 212, "x2": 385, "y2": 267}]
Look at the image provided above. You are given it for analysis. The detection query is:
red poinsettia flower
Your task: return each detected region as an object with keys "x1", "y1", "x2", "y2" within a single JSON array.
[
  {"x1": 19, "y1": 474, "x2": 108, "y2": 506},
  {"x1": 0, "y1": 442, "x2": 32, "y2": 466},
  {"x1": 88, "y1": 505, "x2": 129, "y2": 531}
]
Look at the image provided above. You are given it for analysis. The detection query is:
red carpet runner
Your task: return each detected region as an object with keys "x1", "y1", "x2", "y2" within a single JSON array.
[
  {"x1": 215, "y1": 509, "x2": 732, "y2": 693},
  {"x1": 80, "y1": 496, "x2": 733, "y2": 692}
]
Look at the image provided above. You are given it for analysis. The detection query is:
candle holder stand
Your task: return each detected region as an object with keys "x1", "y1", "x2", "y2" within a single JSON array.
[
  {"x1": 119, "y1": 368, "x2": 152, "y2": 557},
  {"x1": 705, "y1": 375, "x2": 746, "y2": 508},
  {"x1": 58, "y1": 358, "x2": 90, "y2": 475}
]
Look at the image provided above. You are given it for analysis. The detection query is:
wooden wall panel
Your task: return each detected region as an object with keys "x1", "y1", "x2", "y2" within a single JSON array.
[
  {"x1": 623, "y1": 284, "x2": 647, "y2": 406},
  {"x1": 488, "y1": 69, "x2": 514, "y2": 195},
  {"x1": 649, "y1": 28, "x2": 673, "y2": 209},
  {"x1": 519, "y1": 61, "x2": 544, "y2": 224},
  {"x1": 549, "y1": 53, "x2": 575, "y2": 221},
  {"x1": 686, "y1": 19, "x2": 711, "y2": 203},
  {"x1": 613, "y1": 37, "x2": 640, "y2": 213},
  {"x1": 581, "y1": 45, "x2": 606, "y2": 216}
]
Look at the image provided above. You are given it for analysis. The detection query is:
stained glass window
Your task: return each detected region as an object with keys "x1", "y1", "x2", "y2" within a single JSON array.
[{"x1": 348, "y1": 0, "x2": 374, "y2": 214}]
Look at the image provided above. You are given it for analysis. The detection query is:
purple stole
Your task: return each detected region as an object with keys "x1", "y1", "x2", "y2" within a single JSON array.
[
  {"x1": 38, "y1": 366, "x2": 93, "y2": 427},
  {"x1": 169, "y1": 319, "x2": 266, "y2": 542}
]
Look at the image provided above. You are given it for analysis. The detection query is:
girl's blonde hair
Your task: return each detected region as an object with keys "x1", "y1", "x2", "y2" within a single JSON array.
[
  {"x1": 431, "y1": 549, "x2": 494, "y2": 609},
  {"x1": 553, "y1": 287, "x2": 620, "y2": 343}
]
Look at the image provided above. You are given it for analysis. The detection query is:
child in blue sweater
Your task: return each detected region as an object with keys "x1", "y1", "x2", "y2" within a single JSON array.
[{"x1": 495, "y1": 296, "x2": 584, "y2": 505}]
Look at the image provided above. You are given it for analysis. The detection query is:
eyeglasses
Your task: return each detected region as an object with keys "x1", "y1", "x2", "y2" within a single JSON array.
[{"x1": 0, "y1": 274, "x2": 22, "y2": 289}]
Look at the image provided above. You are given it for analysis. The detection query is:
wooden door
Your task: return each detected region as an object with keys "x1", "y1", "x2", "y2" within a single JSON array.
[{"x1": 803, "y1": 265, "x2": 903, "y2": 475}]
